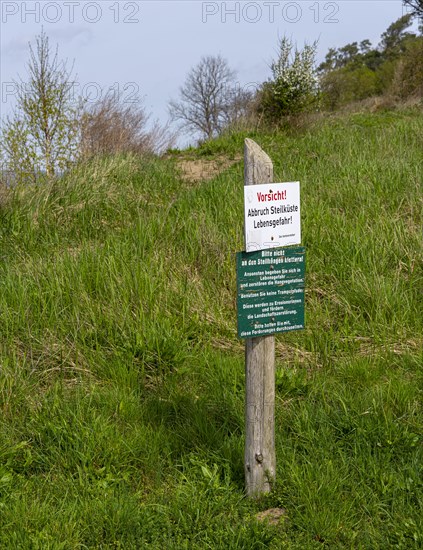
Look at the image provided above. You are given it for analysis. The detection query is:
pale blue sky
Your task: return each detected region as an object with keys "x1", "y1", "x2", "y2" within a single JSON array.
[{"x1": 0, "y1": 1, "x2": 414, "y2": 145}]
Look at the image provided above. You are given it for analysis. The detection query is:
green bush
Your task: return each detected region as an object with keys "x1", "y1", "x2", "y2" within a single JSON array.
[{"x1": 321, "y1": 66, "x2": 379, "y2": 109}]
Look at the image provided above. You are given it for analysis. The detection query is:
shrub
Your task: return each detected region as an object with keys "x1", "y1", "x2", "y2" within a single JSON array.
[
  {"x1": 321, "y1": 66, "x2": 379, "y2": 110},
  {"x1": 80, "y1": 92, "x2": 175, "y2": 158},
  {"x1": 258, "y1": 37, "x2": 319, "y2": 122}
]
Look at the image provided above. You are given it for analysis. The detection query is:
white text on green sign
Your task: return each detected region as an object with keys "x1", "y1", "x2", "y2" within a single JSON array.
[{"x1": 237, "y1": 246, "x2": 305, "y2": 339}]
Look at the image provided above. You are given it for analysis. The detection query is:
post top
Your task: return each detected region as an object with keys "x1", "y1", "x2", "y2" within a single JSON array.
[{"x1": 244, "y1": 138, "x2": 273, "y2": 187}]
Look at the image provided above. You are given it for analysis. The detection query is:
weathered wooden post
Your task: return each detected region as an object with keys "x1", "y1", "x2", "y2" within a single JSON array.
[{"x1": 244, "y1": 138, "x2": 276, "y2": 496}]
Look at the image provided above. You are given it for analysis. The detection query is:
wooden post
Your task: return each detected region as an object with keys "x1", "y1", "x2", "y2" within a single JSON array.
[{"x1": 244, "y1": 138, "x2": 276, "y2": 497}]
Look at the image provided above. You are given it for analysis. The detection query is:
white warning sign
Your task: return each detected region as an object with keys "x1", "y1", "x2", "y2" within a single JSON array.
[{"x1": 244, "y1": 181, "x2": 301, "y2": 252}]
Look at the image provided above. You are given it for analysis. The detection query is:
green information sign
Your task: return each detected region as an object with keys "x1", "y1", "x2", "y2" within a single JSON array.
[{"x1": 236, "y1": 246, "x2": 305, "y2": 339}]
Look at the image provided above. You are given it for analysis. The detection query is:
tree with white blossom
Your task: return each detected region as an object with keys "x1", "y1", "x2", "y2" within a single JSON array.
[{"x1": 259, "y1": 37, "x2": 319, "y2": 121}]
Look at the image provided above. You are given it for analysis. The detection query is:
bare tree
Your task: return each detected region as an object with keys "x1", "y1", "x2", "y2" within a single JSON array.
[
  {"x1": 403, "y1": 0, "x2": 423, "y2": 34},
  {"x1": 403, "y1": 0, "x2": 423, "y2": 17},
  {"x1": 221, "y1": 83, "x2": 255, "y2": 128},
  {"x1": 80, "y1": 92, "x2": 176, "y2": 158},
  {"x1": 0, "y1": 30, "x2": 82, "y2": 183},
  {"x1": 169, "y1": 55, "x2": 251, "y2": 141}
]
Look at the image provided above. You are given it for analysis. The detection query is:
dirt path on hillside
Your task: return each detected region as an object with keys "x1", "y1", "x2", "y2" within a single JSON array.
[{"x1": 177, "y1": 155, "x2": 241, "y2": 183}]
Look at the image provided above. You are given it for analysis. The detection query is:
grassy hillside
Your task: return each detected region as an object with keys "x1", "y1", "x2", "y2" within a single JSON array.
[{"x1": 0, "y1": 108, "x2": 422, "y2": 548}]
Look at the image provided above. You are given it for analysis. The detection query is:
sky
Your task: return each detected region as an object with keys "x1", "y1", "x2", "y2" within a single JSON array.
[{"x1": 0, "y1": 0, "x2": 415, "y2": 146}]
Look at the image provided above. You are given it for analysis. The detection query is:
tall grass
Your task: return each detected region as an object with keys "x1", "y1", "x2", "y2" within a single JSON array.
[{"x1": 1, "y1": 108, "x2": 422, "y2": 548}]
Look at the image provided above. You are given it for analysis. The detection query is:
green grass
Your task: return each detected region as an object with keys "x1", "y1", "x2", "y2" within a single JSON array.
[{"x1": 1, "y1": 107, "x2": 422, "y2": 548}]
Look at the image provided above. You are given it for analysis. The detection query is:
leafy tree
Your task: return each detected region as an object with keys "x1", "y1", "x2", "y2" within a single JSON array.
[
  {"x1": 317, "y1": 47, "x2": 340, "y2": 73},
  {"x1": 361, "y1": 49, "x2": 384, "y2": 72},
  {"x1": 338, "y1": 42, "x2": 360, "y2": 66},
  {"x1": 259, "y1": 37, "x2": 319, "y2": 121},
  {"x1": 318, "y1": 40, "x2": 382, "y2": 74},
  {"x1": 0, "y1": 31, "x2": 82, "y2": 184},
  {"x1": 359, "y1": 39, "x2": 372, "y2": 54},
  {"x1": 379, "y1": 14, "x2": 414, "y2": 58},
  {"x1": 169, "y1": 55, "x2": 250, "y2": 141},
  {"x1": 318, "y1": 15, "x2": 419, "y2": 108}
]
